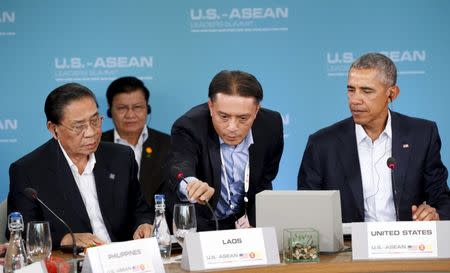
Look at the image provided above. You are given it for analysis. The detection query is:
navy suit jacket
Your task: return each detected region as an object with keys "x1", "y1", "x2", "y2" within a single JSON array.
[
  {"x1": 298, "y1": 111, "x2": 450, "y2": 222},
  {"x1": 166, "y1": 103, "x2": 284, "y2": 229},
  {"x1": 102, "y1": 127, "x2": 170, "y2": 206},
  {"x1": 7, "y1": 139, "x2": 153, "y2": 248}
]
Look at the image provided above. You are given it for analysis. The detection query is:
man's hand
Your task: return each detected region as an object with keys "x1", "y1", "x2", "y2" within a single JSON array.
[
  {"x1": 133, "y1": 224, "x2": 153, "y2": 239},
  {"x1": 60, "y1": 233, "x2": 106, "y2": 248},
  {"x1": 187, "y1": 180, "x2": 215, "y2": 205},
  {"x1": 411, "y1": 203, "x2": 440, "y2": 221},
  {"x1": 0, "y1": 243, "x2": 8, "y2": 265}
]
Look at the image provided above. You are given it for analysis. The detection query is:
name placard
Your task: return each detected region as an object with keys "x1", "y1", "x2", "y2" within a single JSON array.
[
  {"x1": 367, "y1": 221, "x2": 437, "y2": 258},
  {"x1": 352, "y1": 221, "x2": 450, "y2": 260},
  {"x1": 181, "y1": 227, "x2": 279, "y2": 271},
  {"x1": 81, "y1": 238, "x2": 165, "y2": 273}
]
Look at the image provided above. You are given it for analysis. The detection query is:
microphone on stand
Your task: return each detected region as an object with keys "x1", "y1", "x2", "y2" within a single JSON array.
[
  {"x1": 175, "y1": 170, "x2": 219, "y2": 231},
  {"x1": 23, "y1": 187, "x2": 78, "y2": 258},
  {"x1": 386, "y1": 157, "x2": 400, "y2": 221}
]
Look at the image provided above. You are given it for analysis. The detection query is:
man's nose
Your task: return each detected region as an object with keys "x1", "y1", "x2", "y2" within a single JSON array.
[
  {"x1": 227, "y1": 118, "x2": 239, "y2": 131},
  {"x1": 349, "y1": 91, "x2": 363, "y2": 104}
]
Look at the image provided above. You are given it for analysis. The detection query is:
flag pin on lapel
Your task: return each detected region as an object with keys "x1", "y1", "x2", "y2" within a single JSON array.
[
  {"x1": 402, "y1": 144, "x2": 409, "y2": 148},
  {"x1": 109, "y1": 173, "x2": 115, "y2": 180}
]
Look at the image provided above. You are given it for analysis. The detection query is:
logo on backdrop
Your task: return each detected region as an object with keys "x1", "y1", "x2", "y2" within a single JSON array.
[
  {"x1": 189, "y1": 7, "x2": 288, "y2": 33},
  {"x1": 53, "y1": 56, "x2": 154, "y2": 82},
  {"x1": 0, "y1": 10, "x2": 16, "y2": 36},
  {"x1": 326, "y1": 50, "x2": 427, "y2": 77},
  {"x1": 0, "y1": 118, "x2": 18, "y2": 144}
]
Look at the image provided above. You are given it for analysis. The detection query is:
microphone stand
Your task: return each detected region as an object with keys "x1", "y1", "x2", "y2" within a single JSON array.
[{"x1": 177, "y1": 174, "x2": 219, "y2": 231}]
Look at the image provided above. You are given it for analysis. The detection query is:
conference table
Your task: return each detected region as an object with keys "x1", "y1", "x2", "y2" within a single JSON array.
[
  {"x1": 57, "y1": 247, "x2": 450, "y2": 273},
  {"x1": 164, "y1": 251, "x2": 450, "y2": 273}
]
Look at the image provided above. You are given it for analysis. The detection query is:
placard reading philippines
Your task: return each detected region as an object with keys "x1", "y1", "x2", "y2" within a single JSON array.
[
  {"x1": 367, "y1": 221, "x2": 438, "y2": 259},
  {"x1": 199, "y1": 229, "x2": 267, "y2": 269},
  {"x1": 97, "y1": 246, "x2": 155, "y2": 273}
]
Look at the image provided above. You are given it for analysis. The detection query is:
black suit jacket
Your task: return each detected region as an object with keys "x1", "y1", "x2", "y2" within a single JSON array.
[
  {"x1": 7, "y1": 139, "x2": 153, "y2": 248},
  {"x1": 102, "y1": 127, "x2": 170, "y2": 206},
  {"x1": 298, "y1": 111, "x2": 450, "y2": 222},
  {"x1": 166, "y1": 103, "x2": 284, "y2": 229}
]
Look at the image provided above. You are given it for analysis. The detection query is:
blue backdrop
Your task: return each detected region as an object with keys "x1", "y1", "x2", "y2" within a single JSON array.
[{"x1": 1, "y1": 0, "x2": 449, "y2": 200}]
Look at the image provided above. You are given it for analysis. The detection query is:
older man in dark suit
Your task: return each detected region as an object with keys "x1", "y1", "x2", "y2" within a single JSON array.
[
  {"x1": 7, "y1": 83, "x2": 153, "y2": 249},
  {"x1": 298, "y1": 53, "x2": 450, "y2": 222},
  {"x1": 102, "y1": 76, "x2": 170, "y2": 206},
  {"x1": 167, "y1": 70, "x2": 284, "y2": 231}
]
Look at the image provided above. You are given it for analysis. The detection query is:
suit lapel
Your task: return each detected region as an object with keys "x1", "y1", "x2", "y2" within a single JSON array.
[
  {"x1": 390, "y1": 112, "x2": 410, "y2": 208},
  {"x1": 139, "y1": 129, "x2": 161, "y2": 191},
  {"x1": 336, "y1": 119, "x2": 365, "y2": 219},
  {"x1": 93, "y1": 148, "x2": 115, "y2": 232},
  {"x1": 51, "y1": 140, "x2": 92, "y2": 228}
]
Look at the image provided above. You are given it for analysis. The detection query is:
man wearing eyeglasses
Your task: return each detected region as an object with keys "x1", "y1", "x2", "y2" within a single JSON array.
[
  {"x1": 298, "y1": 53, "x2": 450, "y2": 222},
  {"x1": 7, "y1": 83, "x2": 153, "y2": 249},
  {"x1": 102, "y1": 77, "x2": 170, "y2": 207}
]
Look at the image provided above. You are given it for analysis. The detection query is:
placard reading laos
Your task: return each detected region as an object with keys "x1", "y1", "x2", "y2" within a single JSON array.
[{"x1": 199, "y1": 229, "x2": 267, "y2": 269}]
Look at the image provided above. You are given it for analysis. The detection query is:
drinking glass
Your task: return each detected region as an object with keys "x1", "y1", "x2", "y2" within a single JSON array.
[
  {"x1": 173, "y1": 204, "x2": 197, "y2": 247},
  {"x1": 26, "y1": 221, "x2": 52, "y2": 262}
]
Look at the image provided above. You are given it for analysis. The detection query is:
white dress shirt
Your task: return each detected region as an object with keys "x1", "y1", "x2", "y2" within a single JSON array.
[
  {"x1": 355, "y1": 111, "x2": 396, "y2": 222},
  {"x1": 59, "y1": 141, "x2": 112, "y2": 243},
  {"x1": 114, "y1": 127, "x2": 148, "y2": 177}
]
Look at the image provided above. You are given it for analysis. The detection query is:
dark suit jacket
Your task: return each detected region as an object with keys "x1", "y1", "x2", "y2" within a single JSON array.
[
  {"x1": 166, "y1": 103, "x2": 284, "y2": 229},
  {"x1": 102, "y1": 127, "x2": 170, "y2": 206},
  {"x1": 7, "y1": 139, "x2": 153, "y2": 248},
  {"x1": 298, "y1": 111, "x2": 450, "y2": 222}
]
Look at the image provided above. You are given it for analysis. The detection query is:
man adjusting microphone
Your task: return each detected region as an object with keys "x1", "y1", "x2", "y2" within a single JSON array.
[
  {"x1": 298, "y1": 53, "x2": 450, "y2": 222},
  {"x1": 7, "y1": 83, "x2": 154, "y2": 249},
  {"x1": 166, "y1": 70, "x2": 284, "y2": 231}
]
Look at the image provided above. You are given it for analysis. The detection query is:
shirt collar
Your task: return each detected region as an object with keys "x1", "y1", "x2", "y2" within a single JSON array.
[
  {"x1": 58, "y1": 140, "x2": 96, "y2": 175},
  {"x1": 114, "y1": 126, "x2": 148, "y2": 147},
  {"x1": 219, "y1": 129, "x2": 254, "y2": 151},
  {"x1": 355, "y1": 110, "x2": 392, "y2": 144}
]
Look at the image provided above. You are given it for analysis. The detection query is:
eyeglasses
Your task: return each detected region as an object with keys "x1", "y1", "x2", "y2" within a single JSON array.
[
  {"x1": 58, "y1": 115, "x2": 104, "y2": 135},
  {"x1": 113, "y1": 104, "x2": 147, "y2": 115}
]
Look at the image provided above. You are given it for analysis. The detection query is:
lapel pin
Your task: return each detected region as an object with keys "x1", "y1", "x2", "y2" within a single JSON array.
[
  {"x1": 145, "y1": 146, "x2": 153, "y2": 158},
  {"x1": 402, "y1": 144, "x2": 409, "y2": 148},
  {"x1": 109, "y1": 173, "x2": 115, "y2": 180}
]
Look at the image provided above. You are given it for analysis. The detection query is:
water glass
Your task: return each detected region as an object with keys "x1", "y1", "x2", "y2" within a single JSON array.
[
  {"x1": 26, "y1": 221, "x2": 52, "y2": 262},
  {"x1": 173, "y1": 204, "x2": 197, "y2": 247}
]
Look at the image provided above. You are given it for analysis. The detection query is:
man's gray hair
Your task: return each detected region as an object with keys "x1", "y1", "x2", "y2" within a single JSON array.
[{"x1": 350, "y1": 53, "x2": 397, "y2": 87}]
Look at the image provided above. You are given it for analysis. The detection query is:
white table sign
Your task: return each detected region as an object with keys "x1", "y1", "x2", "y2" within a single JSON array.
[
  {"x1": 81, "y1": 238, "x2": 164, "y2": 273},
  {"x1": 181, "y1": 227, "x2": 280, "y2": 271},
  {"x1": 200, "y1": 228, "x2": 267, "y2": 269},
  {"x1": 366, "y1": 221, "x2": 438, "y2": 259}
]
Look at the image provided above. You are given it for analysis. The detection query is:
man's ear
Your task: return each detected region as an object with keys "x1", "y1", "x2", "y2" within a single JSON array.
[
  {"x1": 388, "y1": 86, "x2": 400, "y2": 103},
  {"x1": 207, "y1": 98, "x2": 214, "y2": 116},
  {"x1": 47, "y1": 121, "x2": 58, "y2": 140}
]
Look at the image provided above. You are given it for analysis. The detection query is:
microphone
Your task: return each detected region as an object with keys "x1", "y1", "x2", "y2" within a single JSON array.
[
  {"x1": 175, "y1": 170, "x2": 219, "y2": 231},
  {"x1": 386, "y1": 157, "x2": 400, "y2": 221},
  {"x1": 23, "y1": 187, "x2": 78, "y2": 258}
]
